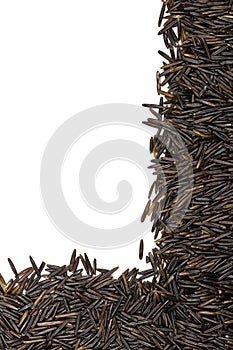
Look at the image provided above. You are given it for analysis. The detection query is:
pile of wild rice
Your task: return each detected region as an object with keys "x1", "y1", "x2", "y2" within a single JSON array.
[
  {"x1": 142, "y1": 0, "x2": 233, "y2": 348},
  {"x1": 0, "y1": 1, "x2": 233, "y2": 349}
]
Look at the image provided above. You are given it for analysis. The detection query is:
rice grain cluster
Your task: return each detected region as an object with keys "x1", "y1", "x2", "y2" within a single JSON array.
[{"x1": 0, "y1": 0, "x2": 233, "y2": 349}]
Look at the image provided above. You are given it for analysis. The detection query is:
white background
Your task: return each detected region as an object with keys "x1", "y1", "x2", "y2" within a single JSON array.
[{"x1": 0, "y1": 0, "x2": 164, "y2": 279}]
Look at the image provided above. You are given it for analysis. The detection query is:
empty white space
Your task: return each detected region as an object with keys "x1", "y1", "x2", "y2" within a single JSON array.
[{"x1": 0, "y1": 0, "x2": 164, "y2": 278}]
